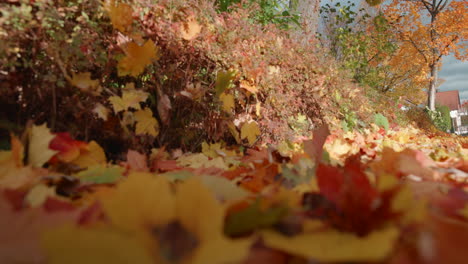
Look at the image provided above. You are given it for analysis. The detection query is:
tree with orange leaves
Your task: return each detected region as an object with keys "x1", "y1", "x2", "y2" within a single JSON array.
[{"x1": 384, "y1": 0, "x2": 468, "y2": 110}]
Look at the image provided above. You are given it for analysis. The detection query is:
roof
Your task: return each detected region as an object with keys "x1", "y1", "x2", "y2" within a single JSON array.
[{"x1": 436, "y1": 90, "x2": 461, "y2": 111}]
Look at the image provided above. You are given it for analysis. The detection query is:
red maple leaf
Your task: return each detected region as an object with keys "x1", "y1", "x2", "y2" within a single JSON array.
[
  {"x1": 49, "y1": 132, "x2": 88, "y2": 163},
  {"x1": 306, "y1": 156, "x2": 398, "y2": 235}
]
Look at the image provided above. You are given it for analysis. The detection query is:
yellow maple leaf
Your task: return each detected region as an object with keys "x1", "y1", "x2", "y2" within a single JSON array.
[
  {"x1": 262, "y1": 227, "x2": 399, "y2": 262},
  {"x1": 99, "y1": 172, "x2": 175, "y2": 233},
  {"x1": 176, "y1": 178, "x2": 252, "y2": 264},
  {"x1": 177, "y1": 153, "x2": 208, "y2": 168},
  {"x1": 72, "y1": 141, "x2": 107, "y2": 168},
  {"x1": 219, "y1": 92, "x2": 235, "y2": 112},
  {"x1": 391, "y1": 185, "x2": 427, "y2": 224},
  {"x1": 201, "y1": 142, "x2": 237, "y2": 158},
  {"x1": 255, "y1": 101, "x2": 261, "y2": 116},
  {"x1": 324, "y1": 138, "x2": 355, "y2": 163},
  {"x1": 215, "y1": 70, "x2": 236, "y2": 96},
  {"x1": 97, "y1": 173, "x2": 252, "y2": 264},
  {"x1": 240, "y1": 80, "x2": 258, "y2": 94},
  {"x1": 228, "y1": 122, "x2": 241, "y2": 144},
  {"x1": 199, "y1": 175, "x2": 251, "y2": 204},
  {"x1": 70, "y1": 72, "x2": 99, "y2": 93},
  {"x1": 0, "y1": 158, "x2": 38, "y2": 190},
  {"x1": 180, "y1": 15, "x2": 202, "y2": 40},
  {"x1": 118, "y1": 40, "x2": 159, "y2": 77},
  {"x1": 93, "y1": 103, "x2": 109, "y2": 121},
  {"x1": 41, "y1": 225, "x2": 154, "y2": 264},
  {"x1": 25, "y1": 184, "x2": 56, "y2": 208},
  {"x1": 134, "y1": 108, "x2": 159, "y2": 136},
  {"x1": 103, "y1": 0, "x2": 133, "y2": 32},
  {"x1": 28, "y1": 124, "x2": 57, "y2": 168},
  {"x1": 108, "y1": 89, "x2": 149, "y2": 113},
  {"x1": 240, "y1": 121, "x2": 260, "y2": 145},
  {"x1": 0, "y1": 136, "x2": 40, "y2": 189}
]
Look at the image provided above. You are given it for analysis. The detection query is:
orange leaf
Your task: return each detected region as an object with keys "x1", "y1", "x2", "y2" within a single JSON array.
[
  {"x1": 180, "y1": 16, "x2": 202, "y2": 40},
  {"x1": 118, "y1": 40, "x2": 159, "y2": 77}
]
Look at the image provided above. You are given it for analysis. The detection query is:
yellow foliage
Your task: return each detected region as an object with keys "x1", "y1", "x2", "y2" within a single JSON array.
[
  {"x1": 96, "y1": 173, "x2": 251, "y2": 264},
  {"x1": 73, "y1": 141, "x2": 107, "y2": 168},
  {"x1": 42, "y1": 225, "x2": 154, "y2": 264},
  {"x1": 134, "y1": 108, "x2": 159, "y2": 137},
  {"x1": 180, "y1": 15, "x2": 202, "y2": 40},
  {"x1": 28, "y1": 124, "x2": 57, "y2": 168},
  {"x1": 219, "y1": 92, "x2": 235, "y2": 112},
  {"x1": 25, "y1": 184, "x2": 56, "y2": 208},
  {"x1": 103, "y1": 0, "x2": 133, "y2": 32},
  {"x1": 118, "y1": 40, "x2": 159, "y2": 77},
  {"x1": 240, "y1": 121, "x2": 260, "y2": 145},
  {"x1": 70, "y1": 72, "x2": 100, "y2": 93},
  {"x1": 92, "y1": 103, "x2": 109, "y2": 121},
  {"x1": 108, "y1": 89, "x2": 149, "y2": 113},
  {"x1": 262, "y1": 227, "x2": 399, "y2": 262}
]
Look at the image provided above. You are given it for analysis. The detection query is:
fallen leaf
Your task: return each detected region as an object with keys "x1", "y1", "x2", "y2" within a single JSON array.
[
  {"x1": 215, "y1": 70, "x2": 236, "y2": 96},
  {"x1": 303, "y1": 124, "x2": 330, "y2": 161},
  {"x1": 99, "y1": 172, "x2": 174, "y2": 233},
  {"x1": 118, "y1": 40, "x2": 159, "y2": 77},
  {"x1": 180, "y1": 15, "x2": 202, "y2": 40},
  {"x1": 73, "y1": 141, "x2": 107, "y2": 168},
  {"x1": 108, "y1": 89, "x2": 149, "y2": 113},
  {"x1": 220, "y1": 92, "x2": 235, "y2": 112},
  {"x1": 103, "y1": 0, "x2": 133, "y2": 32},
  {"x1": 199, "y1": 175, "x2": 251, "y2": 203},
  {"x1": 0, "y1": 149, "x2": 44, "y2": 189},
  {"x1": 0, "y1": 196, "x2": 79, "y2": 264},
  {"x1": 134, "y1": 108, "x2": 159, "y2": 136},
  {"x1": 25, "y1": 184, "x2": 56, "y2": 208},
  {"x1": 49, "y1": 133, "x2": 88, "y2": 163},
  {"x1": 241, "y1": 121, "x2": 260, "y2": 145},
  {"x1": 175, "y1": 178, "x2": 253, "y2": 264},
  {"x1": 125, "y1": 150, "x2": 149, "y2": 172},
  {"x1": 28, "y1": 124, "x2": 57, "y2": 168},
  {"x1": 157, "y1": 92, "x2": 171, "y2": 125},
  {"x1": 370, "y1": 148, "x2": 436, "y2": 179},
  {"x1": 225, "y1": 200, "x2": 288, "y2": 236},
  {"x1": 70, "y1": 72, "x2": 99, "y2": 93},
  {"x1": 228, "y1": 122, "x2": 241, "y2": 144},
  {"x1": 41, "y1": 225, "x2": 154, "y2": 264},
  {"x1": 240, "y1": 80, "x2": 258, "y2": 94},
  {"x1": 75, "y1": 165, "x2": 123, "y2": 184},
  {"x1": 93, "y1": 103, "x2": 109, "y2": 121},
  {"x1": 261, "y1": 227, "x2": 399, "y2": 262}
]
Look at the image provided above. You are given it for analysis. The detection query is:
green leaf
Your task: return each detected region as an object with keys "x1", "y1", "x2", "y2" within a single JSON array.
[
  {"x1": 159, "y1": 170, "x2": 193, "y2": 182},
  {"x1": 215, "y1": 70, "x2": 236, "y2": 96},
  {"x1": 225, "y1": 200, "x2": 288, "y2": 236},
  {"x1": 75, "y1": 165, "x2": 123, "y2": 184},
  {"x1": 374, "y1": 113, "x2": 389, "y2": 131}
]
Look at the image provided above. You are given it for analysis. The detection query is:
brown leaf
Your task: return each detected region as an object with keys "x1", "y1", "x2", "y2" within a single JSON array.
[
  {"x1": 158, "y1": 93, "x2": 172, "y2": 125},
  {"x1": 126, "y1": 150, "x2": 149, "y2": 172},
  {"x1": 303, "y1": 124, "x2": 330, "y2": 162},
  {"x1": 0, "y1": 195, "x2": 79, "y2": 263},
  {"x1": 180, "y1": 16, "x2": 202, "y2": 40}
]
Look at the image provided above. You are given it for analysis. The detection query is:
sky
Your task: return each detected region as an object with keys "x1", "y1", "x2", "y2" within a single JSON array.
[
  {"x1": 319, "y1": 0, "x2": 468, "y2": 101},
  {"x1": 439, "y1": 55, "x2": 468, "y2": 102}
]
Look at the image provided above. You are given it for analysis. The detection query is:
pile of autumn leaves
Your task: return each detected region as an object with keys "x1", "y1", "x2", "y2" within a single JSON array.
[{"x1": 1, "y1": 122, "x2": 468, "y2": 263}]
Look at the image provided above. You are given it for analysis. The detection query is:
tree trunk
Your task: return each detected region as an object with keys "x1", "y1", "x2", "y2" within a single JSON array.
[
  {"x1": 428, "y1": 63, "x2": 438, "y2": 111},
  {"x1": 425, "y1": 1, "x2": 442, "y2": 111},
  {"x1": 289, "y1": 0, "x2": 321, "y2": 40}
]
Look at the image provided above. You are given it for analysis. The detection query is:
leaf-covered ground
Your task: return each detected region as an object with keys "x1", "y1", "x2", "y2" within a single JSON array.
[{"x1": 1, "y1": 123, "x2": 467, "y2": 264}]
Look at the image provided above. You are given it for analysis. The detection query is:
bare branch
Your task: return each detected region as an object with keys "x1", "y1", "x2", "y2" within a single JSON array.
[{"x1": 435, "y1": 0, "x2": 450, "y2": 12}]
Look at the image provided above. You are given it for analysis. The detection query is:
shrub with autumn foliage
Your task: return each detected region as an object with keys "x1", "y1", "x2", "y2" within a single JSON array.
[{"x1": 0, "y1": 0, "x2": 376, "y2": 157}]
